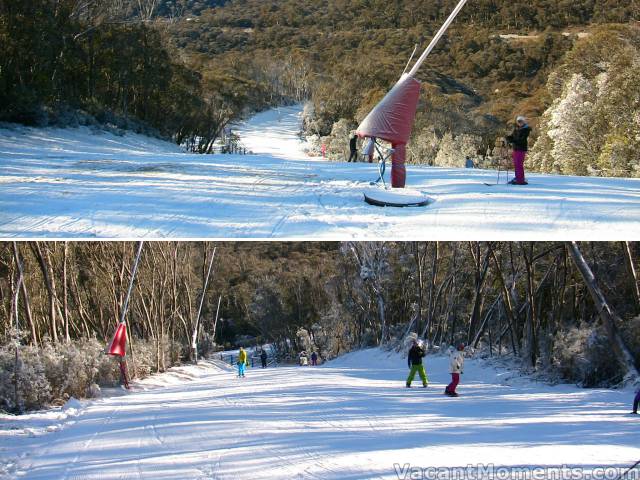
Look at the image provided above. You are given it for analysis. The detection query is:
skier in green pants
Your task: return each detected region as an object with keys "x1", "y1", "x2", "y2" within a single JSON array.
[{"x1": 406, "y1": 339, "x2": 428, "y2": 388}]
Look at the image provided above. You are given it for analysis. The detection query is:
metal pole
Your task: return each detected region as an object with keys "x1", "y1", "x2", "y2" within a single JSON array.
[
  {"x1": 407, "y1": 0, "x2": 469, "y2": 78},
  {"x1": 402, "y1": 44, "x2": 419, "y2": 75},
  {"x1": 119, "y1": 241, "x2": 144, "y2": 325},
  {"x1": 192, "y1": 247, "x2": 217, "y2": 363},
  {"x1": 116, "y1": 241, "x2": 143, "y2": 388}
]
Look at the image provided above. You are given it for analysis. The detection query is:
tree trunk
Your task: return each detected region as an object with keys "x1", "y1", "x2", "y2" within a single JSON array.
[
  {"x1": 377, "y1": 292, "x2": 386, "y2": 345},
  {"x1": 489, "y1": 244, "x2": 518, "y2": 355},
  {"x1": 568, "y1": 242, "x2": 640, "y2": 381},
  {"x1": 31, "y1": 242, "x2": 59, "y2": 343},
  {"x1": 424, "y1": 241, "x2": 439, "y2": 339},
  {"x1": 467, "y1": 242, "x2": 491, "y2": 344},
  {"x1": 521, "y1": 243, "x2": 538, "y2": 368},
  {"x1": 63, "y1": 241, "x2": 70, "y2": 342},
  {"x1": 413, "y1": 243, "x2": 425, "y2": 336},
  {"x1": 624, "y1": 242, "x2": 640, "y2": 311},
  {"x1": 212, "y1": 295, "x2": 222, "y2": 345},
  {"x1": 12, "y1": 242, "x2": 38, "y2": 346}
]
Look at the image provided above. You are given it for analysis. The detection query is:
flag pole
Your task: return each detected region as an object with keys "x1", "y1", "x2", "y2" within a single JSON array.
[
  {"x1": 119, "y1": 241, "x2": 144, "y2": 325},
  {"x1": 109, "y1": 241, "x2": 144, "y2": 389}
]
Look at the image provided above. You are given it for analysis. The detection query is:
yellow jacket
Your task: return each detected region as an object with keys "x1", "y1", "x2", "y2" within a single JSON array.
[{"x1": 238, "y1": 350, "x2": 247, "y2": 364}]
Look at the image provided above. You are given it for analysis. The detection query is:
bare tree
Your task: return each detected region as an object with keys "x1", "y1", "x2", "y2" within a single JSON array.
[
  {"x1": 568, "y1": 242, "x2": 639, "y2": 381},
  {"x1": 12, "y1": 243, "x2": 38, "y2": 346},
  {"x1": 30, "y1": 242, "x2": 59, "y2": 343}
]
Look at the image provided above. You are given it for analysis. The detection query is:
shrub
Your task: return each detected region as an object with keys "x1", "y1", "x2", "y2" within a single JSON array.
[
  {"x1": 0, "y1": 337, "x2": 186, "y2": 412},
  {"x1": 552, "y1": 325, "x2": 623, "y2": 387}
]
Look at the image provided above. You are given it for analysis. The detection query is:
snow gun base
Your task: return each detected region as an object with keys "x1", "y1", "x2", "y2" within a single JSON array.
[{"x1": 364, "y1": 187, "x2": 431, "y2": 208}]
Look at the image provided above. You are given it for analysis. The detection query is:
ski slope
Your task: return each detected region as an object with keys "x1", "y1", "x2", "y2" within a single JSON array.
[
  {"x1": 1, "y1": 105, "x2": 640, "y2": 239},
  {"x1": 1, "y1": 349, "x2": 638, "y2": 480}
]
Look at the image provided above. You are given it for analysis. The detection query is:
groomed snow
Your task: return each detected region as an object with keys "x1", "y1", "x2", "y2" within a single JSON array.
[
  {"x1": 1, "y1": 349, "x2": 638, "y2": 480},
  {"x1": 1, "y1": 105, "x2": 640, "y2": 239}
]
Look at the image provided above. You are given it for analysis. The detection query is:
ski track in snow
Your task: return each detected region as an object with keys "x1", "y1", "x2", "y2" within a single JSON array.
[
  {"x1": 1, "y1": 351, "x2": 639, "y2": 480},
  {"x1": 1, "y1": 105, "x2": 640, "y2": 239}
]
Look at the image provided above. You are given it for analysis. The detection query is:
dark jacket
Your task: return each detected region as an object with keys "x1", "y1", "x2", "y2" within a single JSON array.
[
  {"x1": 311, "y1": 352, "x2": 318, "y2": 361},
  {"x1": 506, "y1": 125, "x2": 531, "y2": 152},
  {"x1": 260, "y1": 351, "x2": 267, "y2": 360},
  {"x1": 407, "y1": 344, "x2": 426, "y2": 367},
  {"x1": 349, "y1": 136, "x2": 358, "y2": 153}
]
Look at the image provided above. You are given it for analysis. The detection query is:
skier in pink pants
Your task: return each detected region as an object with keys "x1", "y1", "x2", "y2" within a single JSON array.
[
  {"x1": 445, "y1": 344, "x2": 465, "y2": 397},
  {"x1": 505, "y1": 116, "x2": 531, "y2": 185}
]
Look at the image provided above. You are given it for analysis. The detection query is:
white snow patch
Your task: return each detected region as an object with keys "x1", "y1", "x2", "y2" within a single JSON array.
[{"x1": 62, "y1": 397, "x2": 82, "y2": 412}]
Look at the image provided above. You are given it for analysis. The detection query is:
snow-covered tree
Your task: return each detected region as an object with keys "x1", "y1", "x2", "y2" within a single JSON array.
[
  {"x1": 530, "y1": 26, "x2": 640, "y2": 178},
  {"x1": 320, "y1": 118, "x2": 356, "y2": 162},
  {"x1": 409, "y1": 127, "x2": 441, "y2": 165},
  {"x1": 433, "y1": 132, "x2": 483, "y2": 168},
  {"x1": 344, "y1": 242, "x2": 392, "y2": 345},
  {"x1": 546, "y1": 73, "x2": 598, "y2": 176}
]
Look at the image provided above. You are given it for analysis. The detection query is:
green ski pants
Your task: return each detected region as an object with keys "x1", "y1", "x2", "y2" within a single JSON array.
[{"x1": 406, "y1": 364, "x2": 428, "y2": 386}]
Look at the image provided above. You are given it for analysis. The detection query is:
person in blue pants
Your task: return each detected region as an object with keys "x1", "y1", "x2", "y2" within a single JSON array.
[
  {"x1": 237, "y1": 347, "x2": 248, "y2": 378},
  {"x1": 633, "y1": 390, "x2": 639, "y2": 414}
]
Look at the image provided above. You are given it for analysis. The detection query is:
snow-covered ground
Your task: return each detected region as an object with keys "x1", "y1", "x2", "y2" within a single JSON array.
[
  {"x1": 1, "y1": 105, "x2": 640, "y2": 239},
  {"x1": 1, "y1": 349, "x2": 638, "y2": 480},
  {"x1": 232, "y1": 105, "x2": 312, "y2": 160}
]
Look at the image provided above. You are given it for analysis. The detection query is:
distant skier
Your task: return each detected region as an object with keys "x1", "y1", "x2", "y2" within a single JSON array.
[
  {"x1": 362, "y1": 136, "x2": 376, "y2": 163},
  {"x1": 299, "y1": 350, "x2": 309, "y2": 366},
  {"x1": 348, "y1": 134, "x2": 358, "y2": 162},
  {"x1": 445, "y1": 344, "x2": 465, "y2": 397},
  {"x1": 633, "y1": 389, "x2": 640, "y2": 414},
  {"x1": 237, "y1": 347, "x2": 248, "y2": 377},
  {"x1": 505, "y1": 116, "x2": 531, "y2": 185},
  {"x1": 406, "y1": 339, "x2": 428, "y2": 388},
  {"x1": 311, "y1": 351, "x2": 318, "y2": 366},
  {"x1": 260, "y1": 349, "x2": 268, "y2": 368}
]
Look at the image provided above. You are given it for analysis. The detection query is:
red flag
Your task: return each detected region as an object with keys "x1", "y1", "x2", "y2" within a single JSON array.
[{"x1": 107, "y1": 322, "x2": 127, "y2": 357}]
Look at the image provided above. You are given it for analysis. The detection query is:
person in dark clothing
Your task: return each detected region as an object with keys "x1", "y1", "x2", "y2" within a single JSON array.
[
  {"x1": 348, "y1": 134, "x2": 359, "y2": 162},
  {"x1": 505, "y1": 116, "x2": 531, "y2": 185},
  {"x1": 633, "y1": 390, "x2": 640, "y2": 414},
  {"x1": 311, "y1": 351, "x2": 318, "y2": 366},
  {"x1": 406, "y1": 339, "x2": 428, "y2": 388},
  {"x1": 260, "y1": 349, "x2": 268, "y2": 368}
]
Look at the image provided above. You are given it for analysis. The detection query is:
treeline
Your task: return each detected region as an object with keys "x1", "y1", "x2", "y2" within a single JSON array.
[
  {"x1": 1, "y1": 241, "x2": 639, "y2": 411},
  {"x1": 0, "y1": 0, "x2": 275, "y2": 152},
  {"x1": 178, "y1": 0, "x2": 637, "y2": 32},
  {"x1": 168, "y1": 0, "x2": 640, "y2": 118},
  {"x1": 164, "y1": 0, "x2": 639, "y2": 174}
]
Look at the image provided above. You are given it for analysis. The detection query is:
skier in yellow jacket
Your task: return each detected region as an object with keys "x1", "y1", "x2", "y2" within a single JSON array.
[{"x1": 237, "y1": 347, "x2": 248, "y2": 378}]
